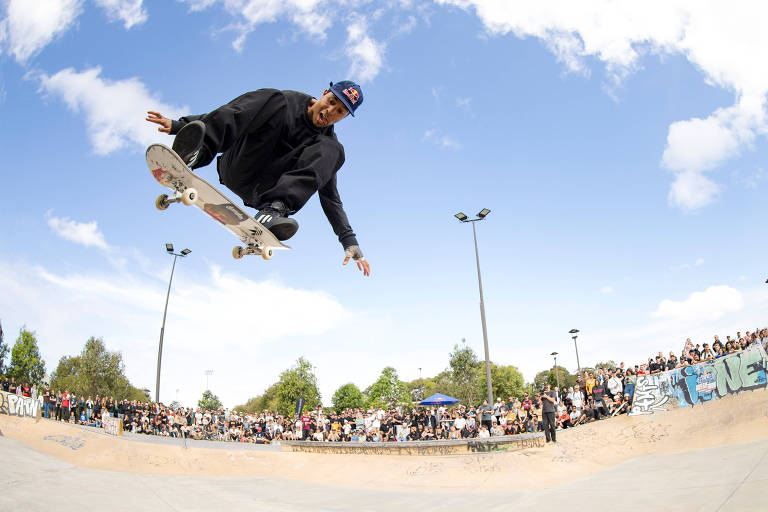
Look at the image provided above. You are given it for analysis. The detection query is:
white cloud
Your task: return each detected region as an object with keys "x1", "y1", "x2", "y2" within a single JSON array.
[
  {"x1": 435, "y1": 1, "x2": 768, "y2": 210},
  {"x1": 345, "y1": 15, "x2": 385, "y2": 82},
  {"x1": 423, "y1": 128, "x2": 462, "y2": 150},
  {"x1": 2, "y1": 0, "x2": 83, "y2": 63},
  {"x1": 37, "y1": 67, "x2": 186, "y2": 155},
  {"x1": 651, "y1": 285, "x2": 744, "y2": 323},
  {"x1": 695, "y1": 258, "x2": 704, "y2": 266},
  {"x1": 47, "y1": 214, "x2": 109, "y2": 250},
  {"x1": 600, "y1": 285, "x2": 613, "y2": 294},
  {"x1": 93, "y1": 0, "x2": 148, "y2": 29},
  {"x1": 178, "y1": 0, "x2": 330, "y2": 51},
  {"x1": 0, "y1": 257, "x2": 352, "y2": 407}
]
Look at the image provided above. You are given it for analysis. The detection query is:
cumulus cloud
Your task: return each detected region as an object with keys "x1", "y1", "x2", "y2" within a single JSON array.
[
  {"x1": 345, "y1": 15, "x2": 385, "y2": 82},
  {"x1": 47, "y1": 213, "x2": 109, "y2": 250},
  {"x1": 435, "y1": 1, "x2": 768, "y2": 210},
  {"x1": 178, "y1": 0, "x2": 330, "y2": 51},
  {"x1": 0, "y1": 257, "x2": 352, "y2": 406},
  {"x1": 37, "y1": 67, "x2": 186, "y2": 155},
  {"x1": 600, "y1": 285, "x2": 614, "y2": 294},
  {"x1": 93, "y1": 0, "x2": 148, "y2": 29},
  {"x1": 651, "y1": 285, "x2": 744, "y2": 323},
  {"x1": 2, "y1": 0, "x2": 83, "y2": 63}
]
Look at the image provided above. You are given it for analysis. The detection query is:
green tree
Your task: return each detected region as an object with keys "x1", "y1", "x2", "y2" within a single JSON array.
[
  {"x1": 275, "y1": 357, "x2": 321, "y2": 416},
  {"x1": 331, "y1": 382, "x2": 365, "y2": 412},
  {"x1": 594, "y1": 360, "x2": 619, "y2": 370},
  {"x1": 7, "y1": 327, "x2": 46, "y2": 385},
  {"x1": 449, "y1": 340, "x2": 481, "y2": 406},
  {"x1": 365, "y1": 366, "x2": 409, "y2": 408},
  {"x1": 477, "y1": 363, "x2": 526, "y2": 402},
  {"x1": 532, "y1": 366, "x2": 576, "y2": 391},
  {"x1": 50, "y1": 336, "x2": 147, "y2": 401},
  {"x1": 0, "y1": 320, "x2": 9, "y2": 375},
  {"x1": 234, "y1": 382, "x2": 279, "y2": 414},
  {"x1": 198, "y1": 389, "x2": 222, "y2": 410}
]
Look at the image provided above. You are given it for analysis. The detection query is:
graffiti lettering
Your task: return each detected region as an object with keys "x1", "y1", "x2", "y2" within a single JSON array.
[
  {"x1": 284, "y1": 433, "x2": 545, "y2": 455},
  {"x1": 630, "y1": 345, "x2": 768, "y2": 415},
  {"x1": 0, "y1": 391, "x2": 41, "y2": 421},
  {"x1": 43, "y1": 435, "x2": 85, "y2": 450}
]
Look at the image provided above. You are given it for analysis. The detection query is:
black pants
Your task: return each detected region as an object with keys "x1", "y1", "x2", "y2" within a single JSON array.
[
  {"x1": 192, "y1": 91, "x2": 336, "y2": 211},
  {"x1": 542, "y1": 412, "x2": 557, "y2": 442}
]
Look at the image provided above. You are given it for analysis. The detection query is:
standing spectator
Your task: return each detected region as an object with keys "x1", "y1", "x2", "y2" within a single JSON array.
[
  {"x1": 591, "y1": 380, "x2": 607, "y2": 419},
  {"x1": 478, "y1": 399, "x2": 494, "y2": 432},
  {"x1": 42, "y1": 386, "x2": 51, "y2": 419},
  {"x1": 61, "y1": 389, "x2": 70, "y2": 422},
  {"x1": 539, "y1": 383, "x2": 557, "y2": 443},
  {"x1": 607, "y1": 370, "x2": 623, "y2": 398}
]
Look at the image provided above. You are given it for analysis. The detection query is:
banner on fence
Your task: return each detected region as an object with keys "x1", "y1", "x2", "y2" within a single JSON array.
[
  {"x1": 103, "y1": 416, "x2": 123, "y2": 436},
  {"x1": 629, "y1": 344, "x2": 768, "y2": 415}
]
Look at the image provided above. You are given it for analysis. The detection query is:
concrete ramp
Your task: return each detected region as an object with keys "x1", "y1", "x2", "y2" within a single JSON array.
[{"x1": 0, "y1": 387, "x2": 766, "y2": 510}]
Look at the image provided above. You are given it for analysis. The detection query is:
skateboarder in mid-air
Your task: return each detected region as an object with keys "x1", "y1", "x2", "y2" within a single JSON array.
[{"x1": 146, "y1": 81, "x2": 370, "y2": 276}]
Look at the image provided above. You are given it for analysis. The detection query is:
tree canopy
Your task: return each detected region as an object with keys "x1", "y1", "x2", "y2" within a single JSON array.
[
  {"x1": 331, "y1": 382, "x2": 365, "y2": 412},
  {"x1": 365, "y1": 366, "x2": 409, "y2": 408},
  {"x1": 198, "y1": 389, "x2": 223, "y2": 410},
  {"x1": 449, "y1": 341, "x2": 481, "y2": 406},
  {"x1": 275, "y1": 357, "x2": 321, "y2": 416},
  {"x1": 49, "y1": 336, "x2": 147, "y2": 401},
  {"x1": 7, "y1": 327, "x2": 46, "y2": 386}
]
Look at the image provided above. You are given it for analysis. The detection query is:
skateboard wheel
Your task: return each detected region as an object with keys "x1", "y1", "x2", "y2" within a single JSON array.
[
  {"x1": 232, "y1": 246, "x2": 244, "y2": 259},
  {"x1": 261, "y1": 246, "x2": 274, "y2": 260},
  {"x1": 155, "y1": 194, "x2": 169, "y2": 210},
  {"x1": 182, "y1": 187, "x2": 197, "y2": 205}
]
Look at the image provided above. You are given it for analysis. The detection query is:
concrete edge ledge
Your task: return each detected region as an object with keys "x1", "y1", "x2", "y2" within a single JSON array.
[{"x1": 282, "y1": 432, "x2": 545, "y2": 455}]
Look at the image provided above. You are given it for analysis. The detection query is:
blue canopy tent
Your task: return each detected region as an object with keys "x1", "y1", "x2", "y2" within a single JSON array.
[{"x1": 419, "y1": 393, "x2": 460, "y2": 405}]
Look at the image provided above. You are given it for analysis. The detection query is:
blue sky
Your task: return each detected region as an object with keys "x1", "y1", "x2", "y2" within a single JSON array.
[{"x1": 1, "y1": 1, "x2": 766, "y2": 407}]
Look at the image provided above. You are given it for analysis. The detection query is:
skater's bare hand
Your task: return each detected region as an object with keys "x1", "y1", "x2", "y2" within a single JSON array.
[
  {"x1": 146, "y1": 110, "x2": 172, "y2": 133},
  {"x1": 343, "y1": 245, "x2": 370, "y2": 277}
]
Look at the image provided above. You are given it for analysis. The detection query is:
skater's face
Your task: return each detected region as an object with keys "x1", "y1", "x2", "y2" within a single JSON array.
[{"x1": 308, "y1": 90, "x2": 349, "y2": 128}]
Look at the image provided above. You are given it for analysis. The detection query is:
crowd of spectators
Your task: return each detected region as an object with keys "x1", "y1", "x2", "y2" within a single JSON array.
[{"x1": 2, "y1": 327, "x2": 765, "y2": 444}]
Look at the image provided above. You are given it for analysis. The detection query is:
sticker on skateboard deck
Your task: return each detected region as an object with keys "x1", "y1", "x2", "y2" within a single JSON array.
[{"x1": 146, "y1": 143, "x2": 290, "y2": 260}]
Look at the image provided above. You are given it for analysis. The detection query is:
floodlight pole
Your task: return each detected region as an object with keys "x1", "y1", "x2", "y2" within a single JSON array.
[
  {"x1": 570, "y1": 329, "x2": 581, "y2": 375},
  {"x1": 551, "y1": 352, "x2": 560, "y2": 390},
  {"x1": 156, "y1": 246, "x2": 190, "y2": 404},
  {"x1": 455, "y1": 210, "x2": 494, "y2": 405}
]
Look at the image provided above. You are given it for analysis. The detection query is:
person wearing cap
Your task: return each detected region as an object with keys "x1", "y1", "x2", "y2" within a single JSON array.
[{"x1": 145, "y1": 81, "x2": 369, "y2": 276}]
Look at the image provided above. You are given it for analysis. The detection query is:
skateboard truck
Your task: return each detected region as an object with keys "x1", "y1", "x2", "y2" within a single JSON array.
[
  {"x1": 232, "y1": 244, "x2": 274, "y2": 260},
  {"x1": 155, "y1": 187, "x2": 198, "y2": 210}
]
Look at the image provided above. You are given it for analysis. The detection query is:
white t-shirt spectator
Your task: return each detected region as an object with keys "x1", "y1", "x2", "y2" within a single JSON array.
[
  {"x1": 453, "y1": 416, "x2": 466, "y2": 430},
  {"x1": 607, "y1": 376, "x2": 623, "y2": 396}
]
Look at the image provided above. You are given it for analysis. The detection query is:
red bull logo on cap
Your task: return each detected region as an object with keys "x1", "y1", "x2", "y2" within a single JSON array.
[{"x1": 342, "y1": 87, "x2": 360, "y2": 105}]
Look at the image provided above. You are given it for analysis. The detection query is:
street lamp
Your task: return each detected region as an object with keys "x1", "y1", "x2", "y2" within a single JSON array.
[
  {"x1": 156, "y1": 243, "x2": 191, "y2": 404},
  {"x1": 569, "y1": 328, "x2": 581, "y2": 375},
  {"x1": 551, "y1": 351, "x2": 560, "y2": 390},
  {"x1": 205, "y1": 370, "x2": 213, "y2": 390},
  {"x1": 455, "y1": 208, "x2": 494, "y2": 405}
]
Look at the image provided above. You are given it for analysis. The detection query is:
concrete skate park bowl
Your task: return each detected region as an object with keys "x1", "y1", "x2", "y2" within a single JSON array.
[{"x1": 1, "y1": 353, "x2": 767, "y2": 512}]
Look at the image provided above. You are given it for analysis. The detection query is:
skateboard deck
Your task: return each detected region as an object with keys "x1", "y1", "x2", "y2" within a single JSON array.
[{"x1": 146, "y1": 143, "x2": 289, "y2": 260}]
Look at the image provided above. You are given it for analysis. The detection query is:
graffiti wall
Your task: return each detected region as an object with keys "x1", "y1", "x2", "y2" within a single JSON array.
[
  {"x1": 630, "y1": 344, "x2": 768, "y2": 415},
  {"x1": 0, "y1": 391, "x2": 41, "y2": 422}
]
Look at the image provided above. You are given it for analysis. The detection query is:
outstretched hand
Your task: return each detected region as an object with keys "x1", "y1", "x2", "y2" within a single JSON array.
[
  {"x1": 342, "y1": 245, "x2": 370, "y2": 277},
  {"x1": 146, "y1": 111, "x2": 172, "y2": 133}
]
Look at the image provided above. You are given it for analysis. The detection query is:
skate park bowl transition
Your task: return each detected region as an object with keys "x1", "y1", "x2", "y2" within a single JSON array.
[{"x1": 1, "y1": 346, "x2": 767, "y2": 511}]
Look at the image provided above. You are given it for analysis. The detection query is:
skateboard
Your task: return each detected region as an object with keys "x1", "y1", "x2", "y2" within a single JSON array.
[{"x1": 146, "y1": 143, "x2": 290, "y2": 260}]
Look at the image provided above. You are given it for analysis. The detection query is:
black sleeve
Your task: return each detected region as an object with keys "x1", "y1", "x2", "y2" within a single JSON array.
[
  {"x1": 318, "y1": 173, "x2": 359, "y2": 249},
  {"x1": 170, "y1": 115, "x2": 205, "y2": 135}
]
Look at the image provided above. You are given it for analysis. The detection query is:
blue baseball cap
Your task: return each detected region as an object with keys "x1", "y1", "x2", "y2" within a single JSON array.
[{"x1": 329, "y1": 80, "x2": 363, "y2": 117}]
